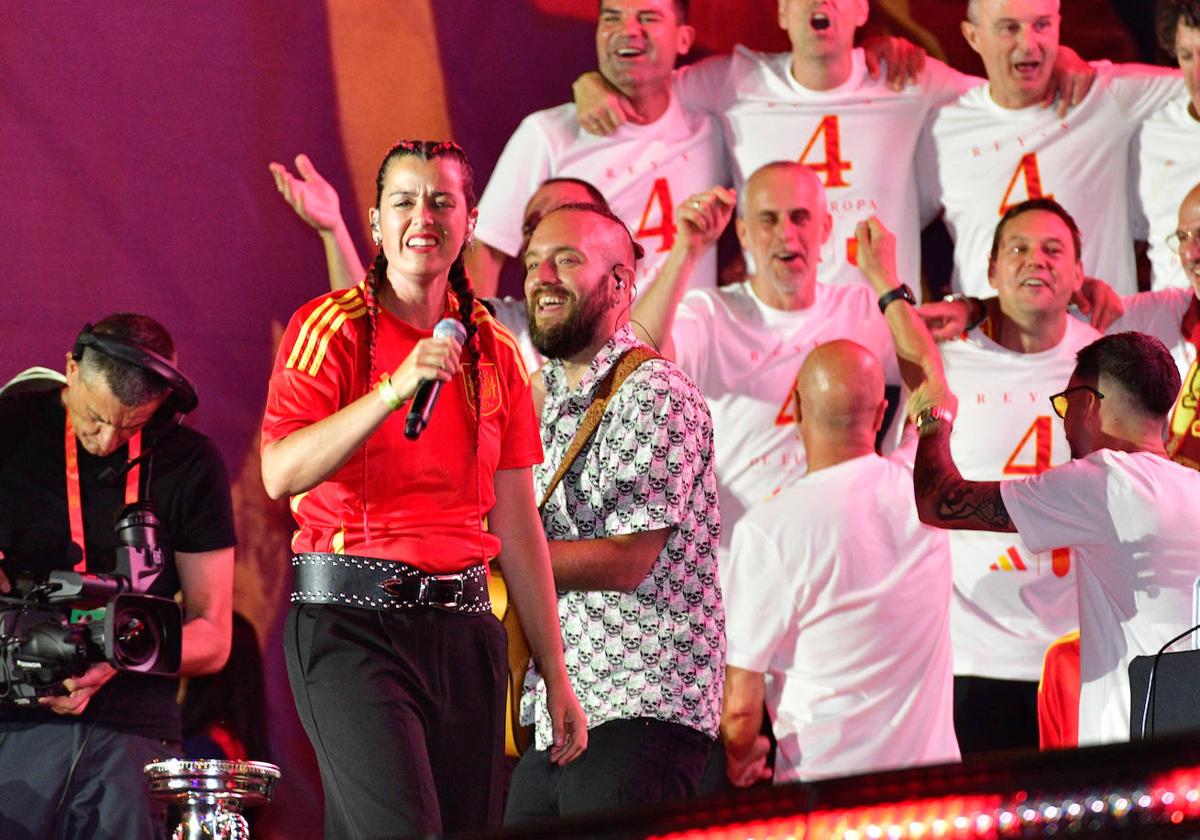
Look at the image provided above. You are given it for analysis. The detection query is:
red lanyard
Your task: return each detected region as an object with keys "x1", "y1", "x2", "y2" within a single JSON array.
[{"x1": 65, "y1": 414, "x2": 141, "y2": 572}]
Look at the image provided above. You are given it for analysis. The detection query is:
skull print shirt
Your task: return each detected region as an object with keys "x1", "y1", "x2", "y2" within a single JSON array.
[{"x1": 521, "y1": 325, "x2": 725, "y2": 749}]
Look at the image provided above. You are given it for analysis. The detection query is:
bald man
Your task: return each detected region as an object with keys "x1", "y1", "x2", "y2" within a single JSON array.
[{"x1": 720, "y1": 217, "x2": 959, "y2": 784}]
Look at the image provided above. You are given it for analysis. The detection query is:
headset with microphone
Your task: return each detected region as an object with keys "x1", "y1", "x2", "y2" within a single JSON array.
[
  {"x1": 71, "y1": 324, "x2": 198, "y2": 416},
  {"x1": 71, "y1": 325, "x2": 199, "y2": 486}
]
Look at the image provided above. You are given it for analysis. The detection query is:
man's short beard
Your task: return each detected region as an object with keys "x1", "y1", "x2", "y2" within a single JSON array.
[{"x1": 527, "y1": 285, "x2": 617, "y2": 360}]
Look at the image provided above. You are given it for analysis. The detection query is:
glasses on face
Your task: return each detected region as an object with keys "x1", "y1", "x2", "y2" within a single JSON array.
[
  {"x1": 1166, "y1": 227, "x2": 1200, "y2": 254},
  {"x1": 1049, "y1": 385, "x2": 1104, "y2": 419}
]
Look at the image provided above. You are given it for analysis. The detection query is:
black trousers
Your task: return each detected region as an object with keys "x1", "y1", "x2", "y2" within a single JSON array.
[
  {"x1": 285, "y1": 603, "x2": 508, "y2": 839},
  {"x1": 504, "y1": 717, "x2": 712, "y2": 825},
  {"x1": 953, "y1": 675, "x2": 1040, "y2": 756},
  {"x1": 0, "y1": 721, "x2": 181, "y2": 840}
]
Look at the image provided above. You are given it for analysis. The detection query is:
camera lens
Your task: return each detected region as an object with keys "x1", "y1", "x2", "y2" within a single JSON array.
[
  {"x1": 113, "y1": 609, "x2": 160, "y2": 667},
  {"x1": 115, "y1": 501, "x2": 160, "y2": 550}
]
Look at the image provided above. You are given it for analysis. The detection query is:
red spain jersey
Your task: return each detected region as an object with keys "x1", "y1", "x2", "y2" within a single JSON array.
[
  {"x1": 261, "y1": 283, "x2": 542, "y2": 572},
  {"x1": 1038, "y1": 630, "x2": 1080, "y2": 750}
]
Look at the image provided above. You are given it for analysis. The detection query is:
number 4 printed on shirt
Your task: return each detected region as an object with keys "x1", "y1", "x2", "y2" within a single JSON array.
[
  {"x1": 799, "y1": 116, "x2": 852, "y2": 188},
  {"x1": 999, "y1": 415, "x2": 1071, "y2": 577},
  {"x1": 1002, "y1": 416, "x2": 1053, "y2": 475},
  {"x1": 798, "y1": 116, "x2": 857, "y2": 264},
  {"x1": 635, "y1": 177, "x2": 677, "y2": 254},
  {"x1": 999, "y1": 153, "x2": 1053, "y2": 215}
]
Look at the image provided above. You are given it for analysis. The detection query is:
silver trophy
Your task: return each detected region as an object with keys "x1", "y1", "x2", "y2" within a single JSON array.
[{"x1": 144, "y1": 758, "x2": 280, "y2": 840}]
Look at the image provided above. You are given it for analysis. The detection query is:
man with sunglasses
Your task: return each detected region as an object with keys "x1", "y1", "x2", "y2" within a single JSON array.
[{"x1": 910, "y1": 329, "x2": 1199, "y2": 746}]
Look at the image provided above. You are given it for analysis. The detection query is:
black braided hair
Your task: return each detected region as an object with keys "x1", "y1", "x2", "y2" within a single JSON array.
[{"x1": 447, "y1": 254, "x2": 482, "y2": 449}]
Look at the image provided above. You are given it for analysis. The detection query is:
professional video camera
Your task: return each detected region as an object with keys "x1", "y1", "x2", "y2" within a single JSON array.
[{"x1": 0, "y1": 501, "x2": 183, "y2": 706}]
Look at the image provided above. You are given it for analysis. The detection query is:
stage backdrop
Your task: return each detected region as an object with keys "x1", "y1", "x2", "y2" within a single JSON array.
[{"x1": 1, "y1": 2, "x2": 1137, "y2": 836}]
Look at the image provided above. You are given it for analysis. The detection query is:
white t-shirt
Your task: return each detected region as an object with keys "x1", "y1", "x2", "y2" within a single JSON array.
[
  {"x1": 672, "y1": 281, "x2": 899, "y2": 555},
  {"x1": 1131, "y1": 93, "x2": 1200, "y2": 291},
  {"x1": 940, "y1": 316, "x2": 1100, "y2": 681},
  {"x1": 1001, "y1": 450, "x2": 1200, "y2": 745},
  {"x1": 919, "y1": 63, "x2": 1183, "y2": 298},
  {"x1": 675, "y1": 47, "x2": 975, "y2": 299},
  {"x1": 726, "y1": 451, "x2": 959, "y2": 782},
  {"x1": 475, "y1": 96, "x2": 728, "y2": 294},
  {"x1": 1112, "y1": 286, "x2": 1197, "y2": 379}
]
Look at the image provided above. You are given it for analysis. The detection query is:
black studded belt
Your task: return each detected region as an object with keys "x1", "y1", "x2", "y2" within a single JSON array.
[{"x1": 290, "y1": 553, "x2": 491, "y2": 614}]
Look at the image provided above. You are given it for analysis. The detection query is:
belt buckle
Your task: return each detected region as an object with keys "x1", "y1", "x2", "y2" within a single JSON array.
[{"x1": 419, "y1": 574, "x2": 464, "y2": 609}]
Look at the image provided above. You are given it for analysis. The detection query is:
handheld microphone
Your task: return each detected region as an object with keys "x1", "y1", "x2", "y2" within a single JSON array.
[{"x1": 405, "y1": 318, "x2": 468, "y2": 440}]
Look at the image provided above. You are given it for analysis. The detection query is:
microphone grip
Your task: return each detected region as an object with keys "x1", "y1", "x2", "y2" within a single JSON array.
[{"x1": 404, "y1": 378, "x2": 443, "y2": 440}]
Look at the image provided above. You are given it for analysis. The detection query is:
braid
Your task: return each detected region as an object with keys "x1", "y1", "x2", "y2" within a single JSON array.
[
  {"x1": 363, "y1": 252, "x2": 387, "y2": 393},
  {"x1": 447, "y1": 255, "x2": 481, "y2": 449},
  {"x1": 360, "y1": 252, "x2": 387, "y2": 543}
]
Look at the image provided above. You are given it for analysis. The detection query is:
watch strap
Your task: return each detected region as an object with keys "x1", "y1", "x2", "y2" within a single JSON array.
[{"x1": 878, "y1": 284, "x2": 916, "y2": 314}]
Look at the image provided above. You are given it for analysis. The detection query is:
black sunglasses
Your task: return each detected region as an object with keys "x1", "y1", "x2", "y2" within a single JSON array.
[{"x1": 1049, "y1": 385, "x2": 1104, "y2": 419}]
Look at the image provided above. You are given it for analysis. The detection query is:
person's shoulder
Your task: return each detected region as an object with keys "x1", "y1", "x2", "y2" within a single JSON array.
[
  {"x1": 0, "y1": 386, "x2": 60, "y2": 437},
  {"x1": 683, "y1": 281, "x2": 750, "y2": 312},
  {"x1": 939, "y1": 327, "x2": 988, "y2": 358},
  {"x1": 621, "y1": 352, "x2": 710, "y2": 410},
  {"x1": 149, "y1": 420, "x2": 228, "y2": 478},
  {"x1": 1115, "y1": 287, "x2": 1193, "y2": 338},
  {"x1": 728, "y1": 44, "x2": 781, "y2": 73},
  {"x1": 471, "y1": 300, "x2": 529, "y2": 373},
  {"x1": 278, "y1": 285, "x2": 369, "y2": 368},
  {"x1": 672, "y1": 95, "x2": 721, "y2": 135},
  {"x1": 815, "y1": 280, "x2": 877, "y2": 313},
  {"x1": 516, "y1": 102, "x2": 582, "y2": 143},
  {"x1": 740, "y1": 459, "x2": 878, "y2": 531},
  {"x1": 929, "y1": 82, "x2": 990, "y2": 123},
  {"x1": 1061, "y1": 313, "x2": 1103, "y2": 349},
  {"x1": 735, "y1": 488, "x2": 792, "y2": 533},
  {"x1": 288, "y1": 284, "x2": 370, "y2": 328},
  {"x1": 1107, "y1": 448, "x2": 1200, "y2": 480}
]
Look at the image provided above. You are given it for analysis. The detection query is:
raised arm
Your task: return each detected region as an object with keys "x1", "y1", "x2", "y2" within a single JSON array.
[
  {"x1": 855, "y1": 216, "x2": 944, "y2": 394},
  {"x1": 269, "y1": 153, "x2": 366, "y2": 290},
  {"x1": 908, "y1": 382, "x2": 1017, "y2": 533},
  {"x1": 631, "y1": 186, "x2": 735, "y2": 358}
]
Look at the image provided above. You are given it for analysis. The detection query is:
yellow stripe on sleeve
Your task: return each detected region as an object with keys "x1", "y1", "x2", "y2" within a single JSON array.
[{"x1": 286, "y1": 289, "x2": 367, "y2": 377}]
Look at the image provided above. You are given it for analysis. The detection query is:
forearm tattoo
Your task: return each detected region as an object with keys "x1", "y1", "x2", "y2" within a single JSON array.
[{"x1": 914, "y1": 427, "x2": 1016, "y2": 532}]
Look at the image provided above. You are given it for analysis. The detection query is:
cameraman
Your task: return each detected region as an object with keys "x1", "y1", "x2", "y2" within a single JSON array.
[{"x1": 0, "y1": 313, "x2": 235, "y2": 840}]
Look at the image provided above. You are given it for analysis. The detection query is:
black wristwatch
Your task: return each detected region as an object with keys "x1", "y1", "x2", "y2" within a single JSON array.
[{"x1": 878, "y1": 283, "x2": 916, "y2": 314}]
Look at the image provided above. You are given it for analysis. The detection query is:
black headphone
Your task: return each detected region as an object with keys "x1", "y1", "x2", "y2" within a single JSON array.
[{"x1": 71, "y1": 324, "x2": 198, "y2": 415}]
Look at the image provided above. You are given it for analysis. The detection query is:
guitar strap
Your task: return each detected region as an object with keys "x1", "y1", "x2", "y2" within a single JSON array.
[{"x1": 538, "y1": 346, "x2": 661, "y2": 512}]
